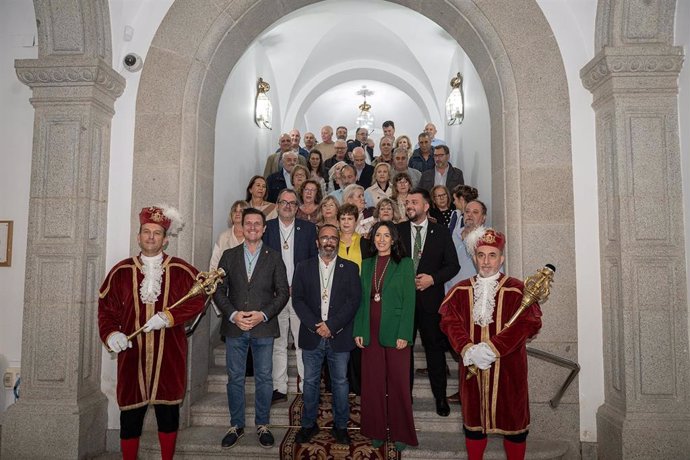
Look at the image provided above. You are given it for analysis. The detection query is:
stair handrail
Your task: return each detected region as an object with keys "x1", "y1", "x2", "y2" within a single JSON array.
[{"x1": 526, "y1": 346, "x2": 580, "y2": 408}]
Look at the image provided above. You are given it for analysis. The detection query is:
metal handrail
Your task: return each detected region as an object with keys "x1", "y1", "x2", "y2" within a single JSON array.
[{"x1": 527, "y1": 346, "x2": 580, "y2": 408}]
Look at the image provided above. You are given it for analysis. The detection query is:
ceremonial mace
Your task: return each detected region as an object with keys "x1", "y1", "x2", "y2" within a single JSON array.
[
  {"x1": 466, "y1": 264, "x2": 556, "y2": 380},
  {"x1": 108, "y1": 268, "x2": 226, "y2": 352}
]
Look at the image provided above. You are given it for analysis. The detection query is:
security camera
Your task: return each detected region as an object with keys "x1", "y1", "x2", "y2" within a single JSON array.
[{"x1": 123, "y1": 53, "x2": 143, "y2": 72}]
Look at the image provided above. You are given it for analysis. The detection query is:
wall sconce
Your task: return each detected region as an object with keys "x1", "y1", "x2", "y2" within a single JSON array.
[
  {"x1": 355, "y1": 85, "x2": 375, "y2": 132},
  {"x1": 254, "y1": 77, "x2": 272, "y2": 129},
  {"x1": 445, "y1": 72, "x2": 464, "y2": 126}
]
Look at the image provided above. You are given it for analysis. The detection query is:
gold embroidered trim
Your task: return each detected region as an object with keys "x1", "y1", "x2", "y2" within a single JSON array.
[{"x1": 99, "y1": 262, "x2": 136, "y2": 298}]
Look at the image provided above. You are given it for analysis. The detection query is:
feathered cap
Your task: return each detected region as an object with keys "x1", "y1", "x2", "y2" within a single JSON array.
[
  {"x1": 139, "y1": 204, "x2": 184, "y2": 236},
  {"x1": 465, "y1": 226, "x2": 505, "y2": 256}
]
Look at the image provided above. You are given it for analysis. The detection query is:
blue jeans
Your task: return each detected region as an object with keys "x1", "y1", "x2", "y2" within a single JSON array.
[
  {"x1": 225, "y1": 333, "x2": 274, "y2": 428},
  {"x1": 301, "y1": 339, "x2": 350, "y2": 429}
]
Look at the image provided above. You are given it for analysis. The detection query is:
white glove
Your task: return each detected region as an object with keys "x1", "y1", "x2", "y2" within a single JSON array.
[
  {"x1": 143, "y1": 312, "x2": 169, "y2": 332},
  {"x1": 472, "y1": 342, "x2": 497, "y2": 370},
  {"x1": 462, "y1": 344, "x2": 478, "y2": 367},
  {"x1": 107, "y1": 332, "x2": 132, "y2": 353}
]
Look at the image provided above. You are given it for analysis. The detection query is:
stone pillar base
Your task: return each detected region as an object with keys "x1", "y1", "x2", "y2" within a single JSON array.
[
  {"x1": 1, "y1": 391, "x2": 107, "y2": 459},
  {"x1": 597, "y1": 403, "x2": 690, "y2": 460}
]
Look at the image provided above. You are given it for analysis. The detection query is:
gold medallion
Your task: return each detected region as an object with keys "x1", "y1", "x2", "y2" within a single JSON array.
[{"x1": 283, "y1": 242, "x2": 289, "y2": 250}]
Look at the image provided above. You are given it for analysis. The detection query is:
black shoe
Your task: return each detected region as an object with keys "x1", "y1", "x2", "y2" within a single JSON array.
[
  {"x1": 331, "y1": 427, "x2": 351, "y2": 445},
  {"x1": 257, "y1": 425, "x2": 274, "y2": 448},
  {"x1": 271, "y1": 390, "x2": 288, "y2": 405},
  {"x1": 221, "y1": 426, "x2": 244, "y2": 448},
  {"x1": 295, "y1": 424, "x2": 320, "y2": 443},
  {"x1": 436, "y1": 397, "x2": 450, "y2": 417},
  {"x1": 415, "y1": 367, "x2": 428, "y2": 376}
]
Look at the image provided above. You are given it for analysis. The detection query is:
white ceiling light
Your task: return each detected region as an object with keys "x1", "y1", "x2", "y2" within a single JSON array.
[{"x1": 355, "y1": 85, "x2": 375, "y2": 133}]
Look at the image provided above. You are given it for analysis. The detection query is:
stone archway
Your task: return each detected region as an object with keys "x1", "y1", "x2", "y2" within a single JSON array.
[{"x1": 132, "y1": 0, "x2": 580, "y2": 451}]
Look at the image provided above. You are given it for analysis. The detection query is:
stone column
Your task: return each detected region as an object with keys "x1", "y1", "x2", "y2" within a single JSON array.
[
  {"x1": 581, "y1": 44, "x2": 689, "y2": 458},
  {"x1": 1, "y1": 42, "x2": 124, "y2": 460}
]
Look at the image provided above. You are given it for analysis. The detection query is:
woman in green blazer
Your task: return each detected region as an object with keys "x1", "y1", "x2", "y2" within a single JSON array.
[{"x1": 353, "y1": 221, "x2": 418, "y2": 451}]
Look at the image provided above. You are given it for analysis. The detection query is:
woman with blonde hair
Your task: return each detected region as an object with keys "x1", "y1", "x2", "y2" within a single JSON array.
[
  {"x1": 374, "y1": 197, "x2": 400, "y2": 224},
  {"x1": 394, "y1": 135, "x2": 412, "y2": 158},
  {"x1": 209, "y1": 200, "x2": 248, "y2": 270},
  {"x1": 366, "y1": 162, "x2": 393, "y2": 206},
  {"x1": 290, "y1": 164, "x2": 310, "y2": 194},
  {"x1": 316, "y1": 195, "x2": 340, "y2": 228}
]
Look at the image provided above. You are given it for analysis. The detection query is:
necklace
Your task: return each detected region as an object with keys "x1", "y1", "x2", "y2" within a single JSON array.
[
  {"x1": 320, "y1": 258, "x2": 335, "y2": 301},
  {"x1": 244, "y1": 244, "x2": 261, "y2": 280},
  {"x1": 373, "y1": 256, "x2": 391, "y2": 302},
  {"x1": 279, "y1": 223, "x2": 295, "y2": 250}
]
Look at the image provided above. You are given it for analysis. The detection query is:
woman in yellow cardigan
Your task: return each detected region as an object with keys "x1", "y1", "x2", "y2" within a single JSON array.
[{"x1": 354, "y1": 221, "x2": 417, "y2": 451}]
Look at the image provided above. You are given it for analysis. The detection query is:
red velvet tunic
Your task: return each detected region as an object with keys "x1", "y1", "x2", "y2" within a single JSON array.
[
  {"x1": 98, "y1": 254, "x2": 205, "y2": 410},
  {"x1": 439, "y1": 275, "x2": 542, "y2": 435}
]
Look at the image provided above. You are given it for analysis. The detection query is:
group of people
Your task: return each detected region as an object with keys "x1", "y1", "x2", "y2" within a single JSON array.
[{"x1": 98, "y1": 120, "x2": 542, "y2": 460}]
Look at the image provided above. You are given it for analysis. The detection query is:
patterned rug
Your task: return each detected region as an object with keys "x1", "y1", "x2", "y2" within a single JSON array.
[{"x1": 280, "y1": 393, "x2": 401, "y2": 460}]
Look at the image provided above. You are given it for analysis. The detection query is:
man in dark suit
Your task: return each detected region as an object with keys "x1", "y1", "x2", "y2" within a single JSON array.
[
  {"x1": 263, "y1": 188, "x2": 319, "y2": 403},
  {"x1": 266, "y1": 150, "x2": 300, "y2": 203},
  {"x1": 292, "y1": 224, "x2": 362, "y2": 445},
  {"x1": 353, "y1": 147, "x2": 374, "y2": 188},
  {"x1": 213, "y1": 208, "x2": 290, "y2": 450},
  {"x1": 397, "y1": 188, "x2": 460, "y2": 417},
  {"x1": 418, "y1": 144, "x2": 464, "y2": 193}
]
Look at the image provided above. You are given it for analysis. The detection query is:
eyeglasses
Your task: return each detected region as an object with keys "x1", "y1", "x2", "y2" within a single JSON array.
[
  {"x1": 319, "y1": 236, "x2": 339, "y2": 243},
  {"x1": 278, "y1": 200, "x2": 298, "y2": 207}
]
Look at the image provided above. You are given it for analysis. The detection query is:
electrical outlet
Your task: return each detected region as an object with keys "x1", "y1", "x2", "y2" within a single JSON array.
[{"x1": 3, "y1": 367, "x2": 20, "y2": 388}]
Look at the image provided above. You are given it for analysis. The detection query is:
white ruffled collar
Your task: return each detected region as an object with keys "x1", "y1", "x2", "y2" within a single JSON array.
[
  {"x1": 139, "y1": 253, "x2": 164, "y2": 305},
  {"x1": 473, "y1": 272, "x2": 501, "y2": 327}
]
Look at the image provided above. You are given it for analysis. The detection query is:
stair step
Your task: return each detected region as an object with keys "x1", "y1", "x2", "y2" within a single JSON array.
[
  {"x1": 190, "y1": 391, "x2": 463, "y2": 433},
  {"x1": 120, "y1": 425, "x2": 570, "y2": 459}
]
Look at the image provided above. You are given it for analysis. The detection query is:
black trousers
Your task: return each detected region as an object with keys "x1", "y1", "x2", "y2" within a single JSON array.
[
  {"x1": 120, "y1": 404, "x2": 179, "y2": 439},
  {"x1": 464, "y1": 427, "x2": 529, "y2": 443},
  {"x1": 411, "y1": 307, "x2": 448, "y2": 400}
]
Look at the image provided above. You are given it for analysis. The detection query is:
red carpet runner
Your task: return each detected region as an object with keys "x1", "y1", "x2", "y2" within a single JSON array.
[{"x1": 280, "y1": 393, "x2": 401, "y2": 459}]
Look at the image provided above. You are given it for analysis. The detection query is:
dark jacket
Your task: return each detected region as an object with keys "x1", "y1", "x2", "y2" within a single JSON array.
[
  {"x1": 418, "y1": 163, "x2": 465, "y2": 193},
  {"x1": 263, "y1": 218, "x2": 318, "y2": 284},
  {"x1": 356, "y1": 164, "x2": 375, "y2": 188},
  {"x1": 266, "y1": 170, "x2": 287, "y2": 203},
  {"x1": 213, "y1": 244, "x2": 290, "y2": 338},
  {"x1": 292, "y1": 256, "x2": 361, "y2": 352},
  {"x1": 396, "y1": 221, "x2": 459, "y2": 312},
  {"x1": 408, "y1": 149, "x2": 435, "y2": 172}
]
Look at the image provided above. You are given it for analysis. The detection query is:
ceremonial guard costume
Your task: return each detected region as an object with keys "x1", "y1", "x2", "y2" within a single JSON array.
[
  {"x1": 98, "y1": 206, "x2": 205, "y2": 460},
  {"x1": 439, "y1": 228, "x2": 542, "y2": 460}
]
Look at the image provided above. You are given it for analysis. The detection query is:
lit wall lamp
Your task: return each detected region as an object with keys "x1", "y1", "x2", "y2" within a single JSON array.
[
  {"x1": 445, "y1": 72, "x2": 464, "y2": 126},
  {"x1": 254, "y1": 77, "x2": 272, "y2": 129}
]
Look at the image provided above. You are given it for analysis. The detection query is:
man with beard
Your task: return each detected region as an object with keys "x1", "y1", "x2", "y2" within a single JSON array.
[
  {"x1": 291, "y1": 224, "x2": 361, "y2": 445},
  {"x1": 439, "y1": 228, "x2": 542, "y2": 460},
  {"x1": 396, "y1": 188, "x2": 459, "y2": 417}
]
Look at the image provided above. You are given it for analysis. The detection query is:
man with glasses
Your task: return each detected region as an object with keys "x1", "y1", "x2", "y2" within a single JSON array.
[
  {"x1": 291, "y1": 224, "x2": 362, "y2": 445},
  {"x1": 324, "y1": 139, "x2": 351, "y2": 172},
  {"x1": 213, "y1": 208, "x2": 289, "y2": 449},
  {"x1": 263, "y1": 189, "x2": 318, "y2": 403},
  {"x1": 419, "y1": 144, "x2": 464, "y2": 193}
]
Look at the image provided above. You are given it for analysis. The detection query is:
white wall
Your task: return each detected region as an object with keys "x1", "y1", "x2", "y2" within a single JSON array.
[
  {"x1": 213, "y1": 43, "x2": 281, "y2": 239},
  {"x1": 0, "y1": 0, "x2": 37, "y2": 415}
]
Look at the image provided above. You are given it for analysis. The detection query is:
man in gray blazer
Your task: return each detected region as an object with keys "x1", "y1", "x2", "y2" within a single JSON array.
[{"x1": 213, "y1": 208, "x2": 290, "y2": 450}]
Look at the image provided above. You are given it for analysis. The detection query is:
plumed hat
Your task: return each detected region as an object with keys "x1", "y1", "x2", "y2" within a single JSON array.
[{"x1": 139, "y1": 204, "x2": 184, "y2": 236}]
